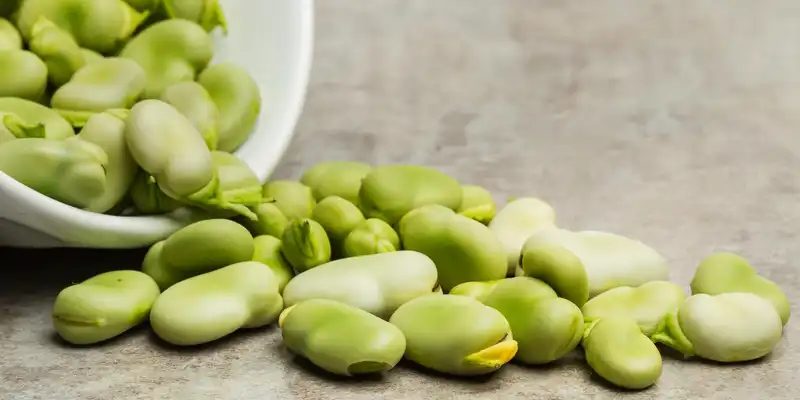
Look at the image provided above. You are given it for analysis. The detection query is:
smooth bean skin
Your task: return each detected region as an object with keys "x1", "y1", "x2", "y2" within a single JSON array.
[
  {"x1": 71, "y1": 110, "x2": 137, "y2": 213},
  {"x1": 251, "y1": 235, "x2": 294, "y2": 293},
  {"x1": 124, "y1": 99, "x2": 214, "y2": 199},
  {"x1": 16, "y1": 0, "x2": 148, "y2": 54},
  {"x1": 519, "y1": 241, "x2": 589, "y2": 307},
  {"x1": 690, "y1": 252, "x2": 790, "y2": 325},
  {"x1": 483, "y1": 277, "x2": 584, "y2": 364},
  {"x1": 162, "y1": 0, "x2": 227, "y2": 33},
  {"x1": 161, "y1": 81, "x2": 218, "y2": 150},
  {"x1": 488, "y1": 197, "x2": 557, "y2": 275},
  {"x1": 581, "y1": 281, "x2": 686, "y2": 337},
  {"x1": 52, "y1": 58, "x2": 145, "y2": 127},
  {"x1": 242, "y1": 202, "x2": 289, "y2": 238},
  {"x1": 311, "y1": 195, "x2": 365, "y2": 255},
  {"x1": 0, "y1": 50, "x2": 48, "y2": 101},
  {"x1": 197, "y1": 62, "x2": 261, "y2": 152},
  {"x1": 522, "y1": 228, "x2": 669, "y2": 298},
  {"x1": 399, "y1": 205, "x2": 506, "y2": 292},
  {"x1": 120, "y1": 19, "x2": 214, "y2": 99},
  {"x1": 142, "y1": 220, "x2": 255, "y2": 290},
  {"x1": 280, "y1": 299, "x2": 406, "y2": 376},
  {"x1": 359, "y1": 165, "x2": 463, "y2": 226},
  {"x1": 343, "y1": 218, "x2": 400, "y2": 257},
  {"x1": 453, "y1": 277, "x2": 581, "y2": 365},
  {"x1": 142, "y1": 240, "x2": 188, "y2": 290},
  {"x1": 654, "y1": 293, "x2": 784, "y2": 363},
  {"x1": 150, "y1": 261, "x2": 284, "y2": 346},
  {"x1": 262, "y1": 180, "x2": 317, "y2": 220},
  {"x1": 129, "y1": 170, "x2": 184, "y2": 215},
  {"x1": 449, "y1": 279, "x2": 505, "y2": 303},
  {"x1": 389, "y1": 294, "x2": 518, "y2": 376},
  {"x1": 161, "y1": 219, "x2": 254, "y2": 274},
  {"x1": 300, "y1": 161, "x2": 373, "y2": 206},
  {"x1": 583, "y1": 317, "x2": 662, "y2": 390},
  {"x1": 0, "y1": 18, "x2": 22, "y2": 50},
  {"x1": 80, "y1": 48, "x2": 103, "y2": 64},
  {"x1": 0, "y1": 137, "x2": 107, "y2": 208},
  {"x1": 280, "y1": 218, "x2": 332, "y2": 273},
  {"x1": 52, "y1": 270, "x2": 160, "y2": 345},
  {"x1": 0, "y1": 97, "x2": 74, "y2": 141},
  {"x1": 27, "y1": 16, "x2": 85, "y2": 88},
  {"x1": 457, "y1": 185, "x2": 496, "y2": 224},
  {"x1": 282, "y1": 251, "x2": 439, "y2": 319}
]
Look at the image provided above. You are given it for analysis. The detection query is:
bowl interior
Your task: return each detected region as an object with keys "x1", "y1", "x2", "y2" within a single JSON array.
[{"x1": 0, "y1": 0, "x2": 314, "y2": 248}]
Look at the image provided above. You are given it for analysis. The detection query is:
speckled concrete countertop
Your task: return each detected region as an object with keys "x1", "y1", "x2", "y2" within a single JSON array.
[{"x1": 2, "y1": 1, "x2": 799, "y2": 398}]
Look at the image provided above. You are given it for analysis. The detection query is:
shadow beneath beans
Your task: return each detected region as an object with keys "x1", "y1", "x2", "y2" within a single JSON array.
[
  {"x1": 655, "y1": 344, "x2": 769, "y2": 366},
  {"x1": 579, "y1": 361, "x2": 653, "y2": 393},
  {"x1": 288, "y1": 354, "x2": 390, "y2": 384},
  {"x1": 270, "y1": 341, "x2": 391, "y2": 384},
  {"x1": 397, "y1": 358, "x2": 502, "y2": 384},
  {"x1": 46, "y1": 322, "x2": 151, "y2": 349},
  {"x1": 147, "y1": 324, "x2": 277, "y2": 354}
]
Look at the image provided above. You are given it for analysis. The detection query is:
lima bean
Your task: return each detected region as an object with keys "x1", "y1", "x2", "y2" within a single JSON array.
[
  {"x1": 456, "y1": 277, "x2": 583, "y2": 365},
  {"x1": 161, "y1": 81, "x2": 219, "y2": 150},
  {"x1": 241, "y1": 202, "x2": 289, "y2": 238},
  {"x1": 251, "y1": 235, "x2": 294, "y2": 293},
  {"x1": 197, "y1": 62, "x2": 261, "y2": 152},
  {"x1": 282, "y1": 251, "x2": 439, "y2": 319},
  {"x1": 690, "y1": 252, "x2": 790, "y2": 325},
  {"x1": 280, "y1": 218, "x2": 332, "y2": 273},
  {"x1": 343, "y1": 218, "x2": 400, "y2": 257},
  {"x1": 150, "y1": 261, "x2": 284, "y2": 346},
  {"x1": 0, "y1": 50, "x2": 48, "y2": 101},
  {"x1": 389, "y1": 294, "x2": 518, "y2": 376},
  {"x1": 70, "y1": 110, "x2": 137, "y2": 213},
  {"x1": 521, "y1": 228, "x2": 669, "y2": 298},
  {"x1": 162, "y1": 0, "x2": 227, "y2": 33},
  {"x1": 300, "y1": 161, "x2": 373, "y2": 206},
  {"x1": 399, "y1": 205, "x2": 506, "y2": 292},
  {"x1": 519, "y1": 241, "x2": 589, "y2": 307},
  {"x1": 581, "y1": 281, "x2": 686, "y2": 337},
  {"x1": 311, "y1": 195, "x2": 366, "y2": 255},
  {"x1": 0, "y1": 97, "x2": 74, "y2": 142},
  {"x1": 280, "y1": 299, "x2": 406, "y2": 376},
  {"x1": 0, "y1": 137, "x2": 107, "y2": 209},
  {"x1": 27, "y1": 16, "x2": 85, "y2": 88},
  {"x1": 457, "y1": 185, "x2": 496, "y2": 224},
  {"x1": 582, "y1": 317, "x2": 662, "y2": 390},
  {"x1": 652, "y1": 292, "x2": 783, "y2": 362},
  {"x1": 51, "y1": 58, "x2": 145, "y2": 127},
  {"x1": 52, "y1": 270, "x2": 160, "y2": 345},
  {"x1": 262, "y1": 180, "x2": 317, "y2": 221},
  {"x1": 0, "y1": 18, "x2": 22, "y2": 50},
  {"x1": 120, "y1": 19, "x2": 214, "y2": 99},
  {"x1": 142, "y1": 219, "x2": 254, "y2": 290},
  {"x1": 359, "y1": 165, "x2": 463, "y2": 226},
  {"x1": 124, "y1": 99, "x2": 214, "y2": 199},
  {"x1": 488, "y1": 197, "x2": 557, "y2": 276},
  {"x1": 16, "y1": 0, "x2": 149, "y2": 54}
]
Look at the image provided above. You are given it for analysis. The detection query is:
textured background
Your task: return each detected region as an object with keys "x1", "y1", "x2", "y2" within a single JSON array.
[{"x1": 2, "y1": 0, "x2": 799, "y2": 398}]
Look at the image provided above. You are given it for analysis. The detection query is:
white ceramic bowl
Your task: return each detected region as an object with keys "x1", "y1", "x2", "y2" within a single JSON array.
[{"x1": 0, "y1": 0, "x2": 314, "y2": 249}]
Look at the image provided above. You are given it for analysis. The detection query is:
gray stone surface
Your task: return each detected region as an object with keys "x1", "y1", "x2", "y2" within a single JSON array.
[{"x1": 2, "y1": 0, "x2": 799, "y2": 398}]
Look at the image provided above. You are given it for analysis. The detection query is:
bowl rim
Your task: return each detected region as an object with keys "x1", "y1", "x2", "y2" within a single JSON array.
[{"x1": 0, "y1": 0, "x2": 315, "y2": 245}]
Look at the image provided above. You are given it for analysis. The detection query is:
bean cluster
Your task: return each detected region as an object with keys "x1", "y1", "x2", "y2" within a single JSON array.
[{"x1": 52, "y1": 162, "x2": 791, "y2": 390}]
